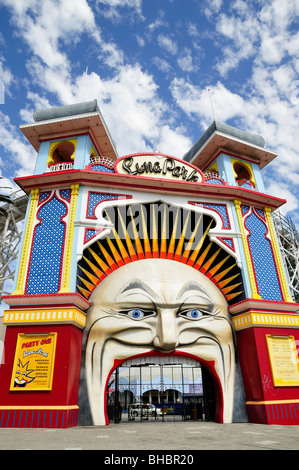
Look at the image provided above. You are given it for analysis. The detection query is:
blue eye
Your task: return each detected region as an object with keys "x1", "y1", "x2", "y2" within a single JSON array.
[
  {"x1": 179, "y1": 309, "x2": 203, "y2": 320},
  {"x1": 120, "y1": 308, "x2": 155, "y2": 320},
  {"x1": 130, "y1": 309, "x2": 143, "y2": 319},
  {"x1": 190, "y1": 309, "x2": 200, "y2": 318}
]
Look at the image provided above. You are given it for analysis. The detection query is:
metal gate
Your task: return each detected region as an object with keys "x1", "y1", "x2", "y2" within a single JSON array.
[{"x1": 106, "y1": 357, "x2": 216, "y2": 424}]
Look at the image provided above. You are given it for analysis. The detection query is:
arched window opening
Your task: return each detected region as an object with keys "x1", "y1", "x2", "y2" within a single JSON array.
[
  {"x1": 51, "y1": 142, "x2": 76, "y2": 164},
  {"x1": 233, "y1": 161, "x2": 255, "y2": 188}
]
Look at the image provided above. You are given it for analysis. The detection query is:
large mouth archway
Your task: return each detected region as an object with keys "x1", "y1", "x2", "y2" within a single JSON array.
[
  {"x1": 81, "y1": 258, "x2": 237, "y2": 426},
  {"x1": 106, "y1": 355, "x2": 217, "y2": 425},
  {"x1": 77, "y1": 201, "x2": 244, "y2": 426}
]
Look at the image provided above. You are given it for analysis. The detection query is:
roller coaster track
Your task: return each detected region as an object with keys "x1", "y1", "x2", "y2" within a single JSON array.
[
  {"x1": 0, "y1": 191, "x2": 28, "y2": 300},
  {"x1": 272, "y1": 210, "x2": 299, "y2": 303}
]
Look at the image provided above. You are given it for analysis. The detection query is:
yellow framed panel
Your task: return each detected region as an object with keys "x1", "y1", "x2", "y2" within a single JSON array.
[
  {"x1": 266, "y1": 334, "x2": 299, "y2": 387},
  {"x1": 10, "y1": 332, "x2": 57, "y2": 391}
]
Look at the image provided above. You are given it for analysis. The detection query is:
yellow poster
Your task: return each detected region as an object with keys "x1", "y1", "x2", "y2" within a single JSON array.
[
  {"x1": 266, "y1": 335, "x2": 299, "y2": 386},
  {"x1": 10, "y1": 333, "x2": 57, "y2": 391}
]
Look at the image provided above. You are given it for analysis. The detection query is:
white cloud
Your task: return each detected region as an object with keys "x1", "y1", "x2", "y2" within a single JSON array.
[
  {"x1": 0, "y1": 112, "x2": 36, "y2": 177},
  {"x1": 264, "y1": 179, "x2": 299, "y2": 217},
  {"x1": 0, "y1": 59, "x2": 13, "y2": 90},
  {"x1": 187, "y1": 22, "x2": 200, "y2": 39},
  {"x1": 3, "y1": 0, "x2": 95, "y2": 68},
  {"x1": 97, "y1": 41, "x2": 124, "y2": 69},
  {"x1": 272, "y1": 64, "x2": 295, "y2": 94},
  {"x1": 157, "y1": 125, "x2": 192, "y2": 158},
  {"x1": 260, "y1": 34, "x2": 286, "y2": 65},
  {"x1": 287, "y1": 31, "x2": 299, "y2": 57},
  {"x1": 203, "y1": 0, "x2": 223, "y2": 19},
  {"x1": 136, "y1": 34, "x2": 145, "y2": 47},
  {"x1": 0, "y1": 66, "x2": 12, "y2": 104},
  {"x1": 170, "y1": 79, "x2": 245, "y2": 124},
  {"x1": 210, "y1": 0, "x2": 299, "y2": 76},
  {"x1": 95, "y1": 0, "x2": 144, "y2": 21},
  {"x1": 49, "y1": 63, "x2": 190, "y2": 157},
  {"x1": 25, "y1": 57, "x2": 74, "y2": 104},
  {"x1": 0, "y1": 0, "x2": 190, "y2": 162},
  {"x1": 215, "y1": 11, "x2": 259, "y2": 76},
  {"x1": 148, "y1": 11, "x2": 168, "y2": 32},
  {"x1": 260, "y1": 0, "x2": 299, "y2": 31},
  {"x1": 19, "y1": 92, "x2": 51, "y2": 123},
  {"x1": 157, "y1": 34, "x2": 178, "y2": 55},
  {"x1": 152, "y1": 57, "x2": 172, "y2": 74},
  {"x1": 93, "y1": 65, "x2": 167, "y2": 155},
  {"x1": 177, "y1": 48, "x2": 198, "y2": 73}
]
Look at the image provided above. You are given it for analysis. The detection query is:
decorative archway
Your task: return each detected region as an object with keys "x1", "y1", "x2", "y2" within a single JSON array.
[{"x1": 77, "y1": 201, "x2": 244, "y2": 425}]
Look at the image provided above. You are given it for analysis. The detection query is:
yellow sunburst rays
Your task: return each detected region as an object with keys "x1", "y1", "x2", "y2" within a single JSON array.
[
  {"x1": 173, "y1": 211, "x2": 191, "y2": 262},
  {"x1": 117, "y1": 207, "x2": 138, "y2": 262},
  {"x1": 213, "y1": 264, "x2": 243, "y2": 302},
  {"x1": 128, "y1": 206, "x2": 145, "y2": 260},
  {"x1": 151, "y1": 203, "x2": 159, "y2": 258},
  {"x1": 77, "y1": 202, "x2": 243, "y2": 302},
  {"x1": 208, "y1": 257, "x2": 243, "y2": 301},
  {"x1": 190, "y1": 240, "x2": 243, "y2": 302},
  {"x1": 160, "y1": 204, "x2": 168, "y2": 258},
  {"x1": 77, "y1": 253, "x2": 107, "y2": 299},
  {"x1": 77, "y1": 205, "x2": 147, "y2": 298},
  {"x1": 77, "y1": 208, "x2": 129, "y2": 299},
  {"x1": 186, "y1": 219, "x2": 213, "y2": 268},
  {"x1": 167, "y1": 207, "x2": 180, "y2": 260},
  {"x1": 140, "y1": 204, "x2": 152, "y2": 258},
  {"x1": 105, "y1": 209, "x2": 131, "y2": 264},
  {"x1": 180, "y1": 213, "x2": 203, "y2": 264},
  {"x1": 177, "y1": 214, "x2": 243, "y2": 301}
]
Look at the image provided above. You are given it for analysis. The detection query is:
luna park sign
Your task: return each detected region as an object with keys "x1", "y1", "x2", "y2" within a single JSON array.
[{"x1": 115, "y1": 153, "x2": 204, "y2": 183}]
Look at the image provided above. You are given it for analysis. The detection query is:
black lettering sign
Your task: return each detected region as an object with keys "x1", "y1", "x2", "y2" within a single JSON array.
[{"x1": 120, "y1": 156, "x2": 200, "y2": 182}]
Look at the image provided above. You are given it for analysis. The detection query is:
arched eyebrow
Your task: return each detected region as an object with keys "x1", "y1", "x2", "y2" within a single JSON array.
[
  {"x1": 177, "y1": 282, "x2": 215, "y2": 309},
  {"x1": 177, "y1": 282, "x2": 207, "y2": 297},
  {"x1": 117, "y1": 279, "x2": 158, "y2": 300}
]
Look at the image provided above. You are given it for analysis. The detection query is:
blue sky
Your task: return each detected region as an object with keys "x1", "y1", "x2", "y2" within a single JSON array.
[{"x1": 1, "y1": 0, "x2": 299, "y2": 227}]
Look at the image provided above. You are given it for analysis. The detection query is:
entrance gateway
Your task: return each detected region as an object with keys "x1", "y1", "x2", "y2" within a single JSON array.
[
  {"x1": 1, "y1": 100, "x2": 299, "y2": 428},
  {"x1": 107, "y1": 357, "x2": 216, "y2": 424}
]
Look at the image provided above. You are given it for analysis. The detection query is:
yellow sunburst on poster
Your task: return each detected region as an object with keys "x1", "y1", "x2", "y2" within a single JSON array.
[{"x1": 10, "y1": 333, "x2": 57, "y2": 391}]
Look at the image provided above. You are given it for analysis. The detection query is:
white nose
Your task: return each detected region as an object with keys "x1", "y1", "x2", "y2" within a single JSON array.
[{"x1": 153, "y1": 309, "x2": 178, "y2": 351}]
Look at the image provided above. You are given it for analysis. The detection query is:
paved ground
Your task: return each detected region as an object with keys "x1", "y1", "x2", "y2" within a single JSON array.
[{"x1": 0, "y1": 418, "x2": 299, "y2": 452}]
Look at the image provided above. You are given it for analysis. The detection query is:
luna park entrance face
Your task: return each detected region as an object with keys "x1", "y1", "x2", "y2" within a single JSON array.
[{"x1": 106, "y1": 357, "x2": 216, "y2": 424}]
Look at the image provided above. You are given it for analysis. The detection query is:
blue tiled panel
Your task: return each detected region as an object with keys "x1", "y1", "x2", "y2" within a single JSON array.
[
  {"x1": 205, "y1": 177, "x2": 225, "y2": 185},
  {"x1": 91, "y1": 164, "x2": 114, "y2": 172},
  {"x1": 244, "y1": 209, "x2": 283, "y2": 301},
  {"x1": 26, "y1": 196, "x2": 68, "y2": 294},
  {"x1": 39, "y1": 192, "x2": 51, "y2": 203},
  {"x1": 201, "y1": 203, "x2": 230, "y2": 229},
  {"x1": 87, "y1": 192, "x2": 121, "y2": 218},
  {"x1": 220, "y1": 238, "x2": 234, "y2": 250},
  {"x1": 86, "y1": 229, "x2": 97, "y2": 241},
  {"x1": 60, "y1": 189, "x2": 71, "y2": 201}
]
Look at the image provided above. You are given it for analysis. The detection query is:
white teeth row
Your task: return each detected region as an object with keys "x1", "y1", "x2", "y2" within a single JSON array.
[{"x1": 122, "y1": 355, "x2": 200, "y2": 367}]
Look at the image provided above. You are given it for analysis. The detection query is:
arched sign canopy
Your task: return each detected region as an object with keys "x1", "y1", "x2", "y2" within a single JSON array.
[{"x1": 115, "y1": 153, "x2": 205, "y2": 183}]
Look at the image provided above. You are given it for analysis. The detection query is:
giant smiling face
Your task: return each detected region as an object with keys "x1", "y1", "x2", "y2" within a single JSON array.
[{"x1": 84, "y1": 258, "x2": 236, "y2": 425}]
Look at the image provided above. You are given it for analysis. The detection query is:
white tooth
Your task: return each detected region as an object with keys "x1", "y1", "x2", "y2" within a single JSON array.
[{"x1": 122, "y1": 356, "x2": 199, "y2": 366}]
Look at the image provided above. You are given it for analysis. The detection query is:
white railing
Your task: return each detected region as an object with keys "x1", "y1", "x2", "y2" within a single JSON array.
[
  {"x1": 47, "y1": 162, "x2": 74, "y2": 172},
  {"x1": 90, "y1": 155, "x2": 114, "y2": 169},
  {"x1": 204, "y1": 171, "x2": 221, "y2": 179}
]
